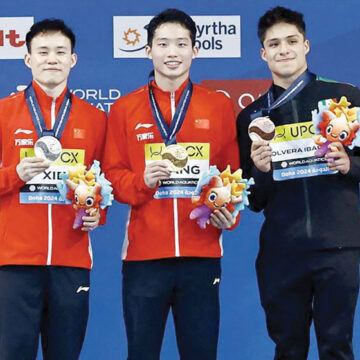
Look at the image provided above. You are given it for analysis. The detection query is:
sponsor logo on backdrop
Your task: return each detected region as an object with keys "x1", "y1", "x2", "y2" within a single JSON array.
[
  {"x1": 71, "y1": 88, "x2": 121, "y2": 112},
  {"x1": 201, "y1": 79, "x2": 272, "y2": 114},
  {"x1": 113, "y1": 16, "x2": 240, "y2": 58},
  {"x1": 12, "y1": 86, "x2": 121, "y2": 113},
  {"x1": 0, "y1": 17, "x2": 33, "y2": 59},
  {"x1": 113, "y1": 16, "x2": 150, "y2": 58}
]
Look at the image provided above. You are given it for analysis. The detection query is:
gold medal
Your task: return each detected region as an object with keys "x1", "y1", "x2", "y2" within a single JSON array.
[{"x1": 161, "y1": 144, "x2": 188, "y2": 172}]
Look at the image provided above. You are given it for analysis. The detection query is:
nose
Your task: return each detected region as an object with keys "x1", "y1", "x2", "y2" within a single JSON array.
[
  {"x1": 167, "y1": 43, "x2": 178, "y2": 57},
  {"x1": 46, "y1": 51, "x2": 58, "y2": 63},
  {"x1": 279, "y1": 41, "x2": 289, "y2": 55}
]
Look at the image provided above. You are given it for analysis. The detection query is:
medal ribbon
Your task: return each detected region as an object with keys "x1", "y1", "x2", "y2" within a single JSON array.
[
  {"x1": 148, "y1": 71, "x2": 193, "y2": 146},
  {"x1": 251, "y1": 70, "x2": 313, "y2": 119},
  {"x1": 25, "y1": 83, "x2": 72, "y2": 139}
]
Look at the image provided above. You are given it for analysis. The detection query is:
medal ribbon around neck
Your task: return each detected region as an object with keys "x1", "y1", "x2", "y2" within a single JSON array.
[
  {"x1": 25, "y1": 83, "x2": 72, "y2": 139},
  {"x1": 148, "y1": 71, "x2": 193, "y2": 146},
  {"x1": 251, "y1": 70, "x2": 313, "y2": 120}
]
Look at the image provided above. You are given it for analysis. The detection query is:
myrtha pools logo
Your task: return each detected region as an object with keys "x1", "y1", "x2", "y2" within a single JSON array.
[{"x1": 113, "y1": 16, "x2": 241, "y2": 58}]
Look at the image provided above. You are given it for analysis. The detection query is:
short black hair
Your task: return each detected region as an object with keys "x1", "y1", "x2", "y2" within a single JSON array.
[
  {"x1": 147, "y1": 8, "x2": 196, "y2": 47},
  {"x1": 26, "y1": 18, "x2": 76, "y2": 53},
  {"x1": 258, "y1": 6, "x2": 306, "y2": 45}
]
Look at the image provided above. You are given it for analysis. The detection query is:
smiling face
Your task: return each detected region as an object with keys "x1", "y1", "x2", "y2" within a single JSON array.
[
  {"x1": 260, "y1": 22, "x2": 309, "y2": 88},
  {"x1": 24, "y1": 31, "x2": 77, "y2": 96},
  {"x1": 145, "y1": 22, "x2": 198, "y2": 91}
]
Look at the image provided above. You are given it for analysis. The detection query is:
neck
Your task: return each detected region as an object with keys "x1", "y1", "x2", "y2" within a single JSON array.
[
  {"x1": 34, "y1": 80, "x2": 67, "y2": 98},
  {"x1": 154, "y1": 71, "x2": 188, "y2": 92},
  {"x1": 273, "y1": 67, "x2": 308, "y2": 89}
]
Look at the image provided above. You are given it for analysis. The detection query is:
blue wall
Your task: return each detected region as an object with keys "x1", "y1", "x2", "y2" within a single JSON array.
[{"x1": 1, "y1": 0, "x2": 360, "y2": 358}]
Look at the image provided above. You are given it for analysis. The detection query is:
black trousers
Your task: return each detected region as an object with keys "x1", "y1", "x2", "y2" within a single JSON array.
[
  {"x1": 122, "y1": 257, "x2": 221, "y2": 360},
  {"x1": 0, "y1": 265, "x2": 90, "y2": 360},
  {"x1": 256, "y1": 248, "x2": 360, "y2": 360}
]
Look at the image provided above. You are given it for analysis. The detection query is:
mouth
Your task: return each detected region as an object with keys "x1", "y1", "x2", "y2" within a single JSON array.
[
  {"x1": 164, "y1": 61, "x2": 181, "y2": 68},
  {"x1": 277, "y1": 58, "x2": 294, "y2": 62},
  {"x1": 44, "y1": 68, "x2": 61, "y2": 71}
]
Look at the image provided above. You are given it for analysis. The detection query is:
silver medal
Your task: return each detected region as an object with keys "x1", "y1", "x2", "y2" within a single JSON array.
[{"x1": 34, "y1": 136, "x2": 62, "y2": 162}]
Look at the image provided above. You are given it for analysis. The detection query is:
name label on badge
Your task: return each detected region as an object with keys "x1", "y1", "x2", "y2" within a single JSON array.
[
  {"x1": 19, "y1": 148, "x2": 85, "y2": 204},
  {"x1": 145, "y1": 142, "x2": 210, "y2": 199},
  {"x1": 270, "y1": 121, "x2": 337, "y2": 181}
]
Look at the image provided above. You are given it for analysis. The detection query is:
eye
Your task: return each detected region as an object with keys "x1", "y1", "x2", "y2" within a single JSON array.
[
  {"x1": 75, "y1": 194, "x2": 79, "y2": 204},
  {"x1": 326, "y1": 125, "x2": 333, "y2": 135},
  {"x1": 208, "y1": 192, "x2": 217, "y2": 203},
  {"x1": 86, "y1": 197, "x2": 94, "y2": 207},
  {"x1": 222, "y1": 202, "x2": 229, "y2": 208},
  {"x1": 339, "y1": 130, "x2": 349, "y2": 141}
]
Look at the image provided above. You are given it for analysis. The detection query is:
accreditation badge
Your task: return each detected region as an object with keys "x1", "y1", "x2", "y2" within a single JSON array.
[
  {"x1": 19, "y1": 148, "x2": 85, "y2": 204},
  {"x1": 270, "y1": 121, "x2": 337, "y2": 181},
  {"x1": 145, "y1": 142, "x2": 210, "y2": 199}
]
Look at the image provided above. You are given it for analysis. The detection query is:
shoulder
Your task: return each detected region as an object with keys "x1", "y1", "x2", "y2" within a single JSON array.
[
  {"x1": 192, "y1": 83, "x2": 232, "y2": 105},
  {"x1": 312, "y1": 76, "x2": 360, "y2": 95},
  {"x1": 0, "y1": 91, "x2": 24, "y2": 106},
  {"x1": 110, "y1": 84, "x2": 148, "y2": 112},
  {"x1": 307, "y1": 76, "x2": 360, "y2": 105},
  {"x1": 237, "y1": 92, "x2": 268, "y2": 124},
  {"x1": 71, "y1": 94, "x2": 107, "y2": 120},
  {"x1": 0, "y1": 91, "x2": 26, "y2": 117}
]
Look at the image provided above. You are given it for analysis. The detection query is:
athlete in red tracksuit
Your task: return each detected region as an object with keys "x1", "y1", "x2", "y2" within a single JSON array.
[
  {"x1": 102, "y1": 9, "x2": 239, "y2": 360},
  {"x1": 0, "y1": 20, "x2": 107, "y2": 360}
]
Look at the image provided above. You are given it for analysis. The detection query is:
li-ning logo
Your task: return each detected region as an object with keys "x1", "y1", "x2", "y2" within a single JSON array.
[
  {"x1": 76, "y1": 286, "x2": 90, "y2": 293},
  {"x1": 135, "y1": 123, "x2": 153, "y2": 130},
  {"x1": 213, "y1": 278, "x2": 220, "y2": 285},
  {"x1": 14, "y1": 128, "x2": 33, "y2": 135}
]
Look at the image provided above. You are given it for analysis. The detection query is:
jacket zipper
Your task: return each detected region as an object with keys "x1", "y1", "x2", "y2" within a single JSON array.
[
  {"x1": 170, "y1": 92, "x2": 180, "y2": 257},
  {"x1": 291, "y1": 99, "x2": 312, "y2": 239},
  {"x1": 46, "y1": 98, "x2": 56, "y2": 265}
]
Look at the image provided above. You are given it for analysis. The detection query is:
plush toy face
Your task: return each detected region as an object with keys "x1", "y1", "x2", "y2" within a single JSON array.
[
  {"x1": 325, "y1": 113, "x2": 351, "y2": 143},
  {"x1": 66, "y1": 179, "x2": 102, "y2": 210},
  {"x1": 319, "y1": 109, "x2": 359, "y2": 146},
  {"x1": 203, "y1": 179, "x2": 231, "y2": 211},
  {"x1": 74, "y1": 183, "x2": 98, "y2": 209}
]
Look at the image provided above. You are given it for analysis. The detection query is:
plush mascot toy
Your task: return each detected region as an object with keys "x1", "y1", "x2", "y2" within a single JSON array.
[{"x1": 189, "y1": 165, "x2": 254, "y2": 229}]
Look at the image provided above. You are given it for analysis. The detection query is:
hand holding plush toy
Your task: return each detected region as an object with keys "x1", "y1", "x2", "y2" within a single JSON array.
[
  {"x1": 189, "y1": 165, "x2": 254, "y2": 229},
  {"x1": 57, "y1": 160, "x2": 113, "y2": 229}
]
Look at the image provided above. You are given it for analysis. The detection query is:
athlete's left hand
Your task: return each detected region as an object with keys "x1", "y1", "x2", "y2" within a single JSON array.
[
  {"x1": 210, "y1": 207, "x2": 236, "y2": 229},
  {"x1": 325, "y1": 142, "x2": 350, "y2": 175},
  {"x1": 81, "y1": 208, "x2": 100, "y2": 231}
]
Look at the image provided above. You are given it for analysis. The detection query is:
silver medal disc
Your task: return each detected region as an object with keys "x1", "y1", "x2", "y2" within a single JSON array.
[{"x1": 34, "y1": 136, "x2": 62, "y2": 162}]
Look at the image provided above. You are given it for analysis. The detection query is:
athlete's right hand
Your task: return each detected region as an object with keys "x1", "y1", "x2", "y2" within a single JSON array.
[
  {"x1": 143, "y1": 161, "x2": 171, "y2": 189},
  {"x1": 16, "y1": 157, "x2": 50, "y2": 182},
  {"x1": 251, "y1": 140, "x2": 272, "y2": 173}
]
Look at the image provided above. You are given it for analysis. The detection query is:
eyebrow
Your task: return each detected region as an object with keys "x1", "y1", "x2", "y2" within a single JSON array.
[
  {"x1": 35, "y1": 45, "x2": 68, "y2": 50},
  {"x1": 155, "y1": 37, "x2": 190, "y2": 41},
  {"x1": 266, "y1": 34, "x2": 300, "y2": 42}
]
